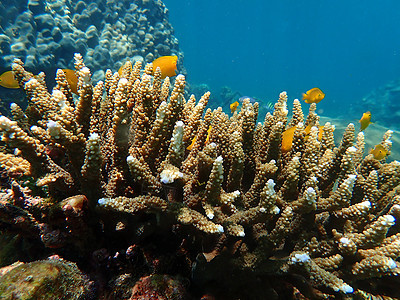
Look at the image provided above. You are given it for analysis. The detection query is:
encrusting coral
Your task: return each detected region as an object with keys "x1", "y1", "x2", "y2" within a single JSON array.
[{"x1": 0, "y1": 54, "x2": 400, "y2": 299}]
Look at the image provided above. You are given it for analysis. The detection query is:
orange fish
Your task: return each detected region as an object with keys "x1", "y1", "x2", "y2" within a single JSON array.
[
  {"x1": 118, "y1": 61, "x2": 132, "y2": 77},
  {"x1": 187, "y1": 136, "x2": 197, "y2": 151},
  {"x1": 317, "y1": 126, "x2": 324, "y2": 141},
  {"x1": 370, "y1": 144, "x2": 388, "y2": 160},
  {"x1": 205, "y1": 125, "x2": 212, "y2": 144},
  {"x1": 359, "y1": 111, "x2": 372, "y2": 131},
  {"x1": 304, "y1": 124, "x2": 325, "y2": 141},
  {"x1": 281, "y1": 126, "x2": 297, "y2": 153},
  {"x1": 0, "y1": 71, "x2": 19, "y2": 89},
  {"x1": 62, "y1": 69, "x2": 78, "y2": 94},
  {"x1": 230, "y1": 101, "x2": 239, "y2": 113},
  {"x1": 282, "y1": 124, "x2": 325, "y2": 152},
  {"x1": 187, "y1": 125, "x2": 212, "y2": 151},
  {"x1": 302, "y1": 87, "x2": 325, "y2": 104},
  {"x1": 152, "y1": 55, "x2": 178, "y2": 79}
]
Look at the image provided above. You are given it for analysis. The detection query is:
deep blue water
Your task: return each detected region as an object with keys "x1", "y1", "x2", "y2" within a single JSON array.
[{"x1": 164, "y1": 0, "x2": 400, "y2": 119}]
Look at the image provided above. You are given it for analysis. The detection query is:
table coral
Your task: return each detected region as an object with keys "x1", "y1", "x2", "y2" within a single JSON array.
[{"x1": 0, "y1": 55, "x2": 400, "y2": 299}]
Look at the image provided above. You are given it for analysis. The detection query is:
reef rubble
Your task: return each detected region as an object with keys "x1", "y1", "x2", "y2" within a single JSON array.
[{"x1": 0, "y1": 55, "x2": 400, "y2": 299}]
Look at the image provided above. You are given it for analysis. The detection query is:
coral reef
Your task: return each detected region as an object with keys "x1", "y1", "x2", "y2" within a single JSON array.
[
  {"x1": 356, "y1": 78, "x2": 400, "y2": 129},
  {"x1": 0, "y1": 0, "x2": 183, "y2": 80},
  {"x1": 0, "y1": 55, "x2": 400, "y2": 299}
]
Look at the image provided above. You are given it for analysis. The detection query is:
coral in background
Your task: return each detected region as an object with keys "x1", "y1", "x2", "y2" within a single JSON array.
[
  {"x1": 0, "y1": 55, "x2": 400, "y2": 299},
  {"x1": 355, "y1": 78, "x2": 400, "y2": 129},
  {"x1": 0, "y1": 0, "x2": 183, "y2": 80}
]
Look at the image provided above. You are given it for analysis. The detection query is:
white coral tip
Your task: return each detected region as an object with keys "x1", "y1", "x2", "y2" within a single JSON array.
[
  {"x1": 89, "y1": 132, "x2": 99, "y2": 140},
  {"x1": 384, "y1": 215, "x2": 395, "y2": 225},
  {"x1": 47, "y1": 120, "x2": 58, "y2": 129},
  {"x1": 360, "y1": 201, "x2": 371, "y2": 209},
  {"x1": 98, "y1": 198, "x2": 108, "y2": 205},
  {"x1": 347, "y1": 146, "x2": 357, "y2": 153},
  {"x1": 206, "y1": 212, "x2": 214, "y2": 219},
  {"x1": 271, "y1": 206, "x2": 280, "y2": 214},
  {"x1": 291, "y1": 253, "x2": 310, "y2": 263},
  {"x1": 119, "y1": 78, "x2": 128, "y2": 85},
  {"x1": 340, "y1": 237, "x2": 351, "y2": 245},
  {"x1": 387, "y1": 258, "x2": 397, "y2": 269},
  {"x1": 340, "y1": 283, "x2": 353, "y2": 294}
]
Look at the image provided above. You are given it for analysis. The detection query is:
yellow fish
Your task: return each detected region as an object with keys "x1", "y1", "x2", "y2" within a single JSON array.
[
  {"x1": 187, "y1": 126, "x2": 212, "y2": 151},
  {"x1": 152, "y1": 55, "x2": 178, "y2": 79},
  {"x1": 118, "y1": 61, "x2": 132, "y2": 77},
  {"x1": 62, "y1": 69, "x2": 78, "y2": 94},
  {"x1": 0, "y1": 71, "x2": 19, "y2": 89},
  {"x1": 281, "y1": 126, "x2": 297, "y2": 153},
  {"x1": 230, "y1": 101, "x2": 239, "y2": 113},
  {"x1": 304, "y1": 124, "x2": 325, "y2": 141},
  {"x1": 359, "y1": 111, "x2": 372, "y2": 131},
  {"x1": 282, "y1": 124, "x2": 325, "y2": 152},
  {"x1": 317, "y1": 126, "x2": 324, "y2": 141},
  {"x1": 370, "y1": 144, "x2": 388, "y2": 160},
  {"x1": 205, "y1": 125, "x2": 212, "y2": 144},
  {"x1": 187, "y1": 136, "x2": 197, "y2": 151},
  {"x1": 302, "y1": 88, "x2": 325, "y2": 104}
]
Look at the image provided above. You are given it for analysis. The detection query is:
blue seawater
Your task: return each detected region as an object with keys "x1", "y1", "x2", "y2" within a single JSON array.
[{"x1": 164, "y1": 0, "x2": 400, "y2": 121}]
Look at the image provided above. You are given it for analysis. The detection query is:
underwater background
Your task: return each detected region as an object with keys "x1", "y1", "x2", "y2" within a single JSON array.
[{"x1": 164, "y1": 0, "x2": 400, "y2": 126}]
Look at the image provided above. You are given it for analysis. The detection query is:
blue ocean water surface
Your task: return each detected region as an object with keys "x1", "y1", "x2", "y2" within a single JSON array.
[{"x1": 164, "y1": 0, "x2": 400, "y2": 120}]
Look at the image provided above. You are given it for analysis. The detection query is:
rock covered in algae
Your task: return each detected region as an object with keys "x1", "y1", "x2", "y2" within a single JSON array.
[
  {"x1": 130, "y1": 275, "x2": 188, "y2": 300},
  {"x1": 0, "y1": 259, "x2": 89, "y2": 299}
]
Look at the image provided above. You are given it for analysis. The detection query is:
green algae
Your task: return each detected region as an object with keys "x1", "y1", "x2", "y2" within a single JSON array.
[{"x1": 0, "y1": 259, "x2": 88, "y2": 299}]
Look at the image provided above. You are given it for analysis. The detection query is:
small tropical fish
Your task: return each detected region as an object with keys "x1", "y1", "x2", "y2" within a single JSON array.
[
  {"x1": 317, "y1": 126, "x2": 324, "y2": 141},
  {"x1": 152, "y1": 55, "x2": 178, "y2": 79},
  {"x1": 283, "y1": 124, "x2": 325, "y2": 152},
  {"x1": 118, "y1": 61, "x2": 132, "y2": 77},
  {"x1": 302, "y1": 88, "x2": 325, "y2": 104},
  {"x1": 205, "y1": 125, "x2": 212, "y2": 145},
  {"x1": 0, "y1": 71, "x2": 19, "y2": 89},
  {"x1": 230, "y1": 101, "x2": 239, "y2": 113},
  {"x1": 264, "y1": 101, "x2": 275, "y2": 113},
  {"x1": 281, "y1": 126, "x2": 297, "y2": 153},
  {"x1": 370, "y1": 144, "x2": 388, "y2": 160},
  {"x1": 187, "y1": 125, "x2": 212, "y2": 151},
  {"x1": 303, "y1": 124, "x2": 313, "y2": 136},
  {"x1": 187, "y1": 136, "x2": 197, "y2": 151},
  {"x1": 62, "y1": 69, "x2": 78, "y2": 94},
  {"x1": 359, "y1": 111, "x2": 372, "y2": 131},
  {"x1": 304, "y1": 124, "x2": 325, "y2": 141}
]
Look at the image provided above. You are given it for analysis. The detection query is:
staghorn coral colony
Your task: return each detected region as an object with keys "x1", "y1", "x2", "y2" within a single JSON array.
[{"x1": 0, "y1": 54, "x2": 400, "y2": 299}]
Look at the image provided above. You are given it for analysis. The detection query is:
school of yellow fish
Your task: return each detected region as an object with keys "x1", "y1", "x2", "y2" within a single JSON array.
[{"x1": 0, "y1": 59, "x2": 392, "y2": 161}]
